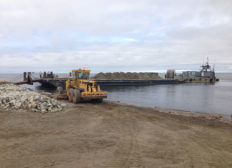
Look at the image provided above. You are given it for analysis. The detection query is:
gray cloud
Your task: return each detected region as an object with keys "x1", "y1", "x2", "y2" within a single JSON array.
[{"x1": 0, "y1": 0, "x2": 232, "y2": 73}]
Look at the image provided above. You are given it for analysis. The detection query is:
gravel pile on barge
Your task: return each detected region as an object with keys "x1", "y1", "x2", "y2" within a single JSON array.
[
  {"x1": 93, "y1": 72, "x2": 162, "y2": 80},
  {"x1": 0, "y1": 84, "x2": 65, "y2": 113}
]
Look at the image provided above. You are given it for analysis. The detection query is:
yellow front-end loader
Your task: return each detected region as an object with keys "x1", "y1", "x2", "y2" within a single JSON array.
[{"x1": 57, "y1": 69, "x2": 107, "y2": 103}]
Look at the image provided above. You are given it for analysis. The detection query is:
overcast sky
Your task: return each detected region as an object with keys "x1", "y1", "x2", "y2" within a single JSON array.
[{"x1": 0, "y1": 0, "x2": 232, "y2": 73}]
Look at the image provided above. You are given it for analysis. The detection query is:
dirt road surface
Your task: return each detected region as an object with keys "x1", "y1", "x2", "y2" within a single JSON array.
[{"x1": 0, "y1": 102, "x2": 232, "y2": 168}]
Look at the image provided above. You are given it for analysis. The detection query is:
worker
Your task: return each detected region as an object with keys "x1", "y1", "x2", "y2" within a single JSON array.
[
  {"x1": 43, "y1": 72, "x2": 47, "y2": 78},
  {"x1": 40, "y1": 72, "x2": 42, "y2": 78},
  {"x1": 23, "y1": 72, "x2": 27, "y2": 81}
]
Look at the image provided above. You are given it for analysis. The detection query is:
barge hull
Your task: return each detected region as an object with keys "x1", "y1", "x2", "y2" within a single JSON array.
[
  {"x1": 36, "y1": 78, "x2": 184, "y2": 88},
  {"x1": 95, "y1": 80, "x2": 184, "y2": 86}
]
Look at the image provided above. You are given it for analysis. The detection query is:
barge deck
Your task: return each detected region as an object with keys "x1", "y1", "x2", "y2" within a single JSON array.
[{"x1": 16, "y1": 77, "x2": 184, "y2": 88}]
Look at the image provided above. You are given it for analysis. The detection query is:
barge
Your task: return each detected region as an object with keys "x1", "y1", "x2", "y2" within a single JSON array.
[
  {"x1": 37, "y1": 78, "x2": 184, "y2": 88},
  {"x1": 16, "y1": 71, "x2": 184, "y2": 88}
]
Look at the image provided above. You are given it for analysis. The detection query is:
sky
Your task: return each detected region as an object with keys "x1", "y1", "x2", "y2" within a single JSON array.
[{"x1": 0, "y1": 0, "x2": 232, "y2": 73}]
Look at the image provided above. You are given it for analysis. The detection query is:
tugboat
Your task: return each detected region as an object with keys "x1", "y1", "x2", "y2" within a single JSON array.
[{"x1": 182, "y1": 58, "x2": 218, "y2": 83}]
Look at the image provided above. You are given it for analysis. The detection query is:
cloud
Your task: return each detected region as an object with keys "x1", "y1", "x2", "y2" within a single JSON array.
[{"x1": 0, "y1": 0, "x2": 232, "y2": 73}]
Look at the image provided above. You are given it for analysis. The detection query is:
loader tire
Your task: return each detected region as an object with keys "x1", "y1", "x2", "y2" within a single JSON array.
[
  {"x1": 73, "y1": 89, "x2": 81, "y2": 104},
  {"x1": 96, "y1": 98, "x2": 103, "y2": 103},
  {"x1": 68, "y1": 88, "x2": 74, "y2": 102},
  {"x1": 57, "y1": 87, "x2": 64, "y2": 94}
]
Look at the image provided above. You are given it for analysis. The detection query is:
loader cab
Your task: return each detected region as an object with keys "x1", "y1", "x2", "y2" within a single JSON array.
[{"x1": 72, "y1": 69, "x2": 90, "y2": 81}]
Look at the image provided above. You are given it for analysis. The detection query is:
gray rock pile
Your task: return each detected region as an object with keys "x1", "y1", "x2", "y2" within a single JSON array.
[
  {"x1": 0, "y1": 84, "x2": 66, "y2": 113},
  {"x1": 0, "y1": 80, "x2": 9, "y2": 85},
  {"x1": 93, "y1": 72, "x2": 162, "y2": 80}
]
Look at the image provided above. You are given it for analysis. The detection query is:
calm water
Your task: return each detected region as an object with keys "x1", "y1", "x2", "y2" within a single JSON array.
[
  {"x1": 103, "y1": 73, "x2": 232, "y2": 118},
  {"x1": 1, "y1": 73, "x2": 232, "y2": 117}
]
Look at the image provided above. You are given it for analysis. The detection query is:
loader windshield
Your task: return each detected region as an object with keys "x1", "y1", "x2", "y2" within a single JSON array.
[
  {"x1": 78, "y1": 72, "x2": 89, "y2": 80},
  {"x1": 72, "y1": 70, "x2": 90, "y2": 80}
]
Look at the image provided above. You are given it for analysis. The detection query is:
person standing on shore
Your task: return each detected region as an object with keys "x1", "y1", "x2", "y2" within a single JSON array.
[{"x1": 40, "y1": 72, "x2": 42, "y2": 78}]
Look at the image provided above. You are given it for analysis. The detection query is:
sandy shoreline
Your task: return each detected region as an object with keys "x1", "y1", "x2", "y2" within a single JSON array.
[
  {"x1": 0, "y1": 83, "x2": 232, "y2": 167},
  {"x1": 0, "y1": 99, "x2": 232, "y2": 168},
  {"x1": 109, "y1": 100, "x2": 232, "y2": 125}
]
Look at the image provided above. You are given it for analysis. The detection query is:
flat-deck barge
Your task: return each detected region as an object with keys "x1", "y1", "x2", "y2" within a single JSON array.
[{"x1": 16, "y1": 77, "x2": 184, "y2": 88}]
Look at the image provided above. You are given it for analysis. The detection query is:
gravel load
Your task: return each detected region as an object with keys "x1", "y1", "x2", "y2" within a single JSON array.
[
  {"x1": 0, "y1": 84, "x2": 65, "y2": 113},
  {"x1": 92, "y1": 72, "x2": 162, "y2": 80}
]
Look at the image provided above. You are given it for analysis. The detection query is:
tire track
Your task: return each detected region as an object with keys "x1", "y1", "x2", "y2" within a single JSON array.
[{"x1": 101, "y1": 110, "x2": 145, "y2": 168}]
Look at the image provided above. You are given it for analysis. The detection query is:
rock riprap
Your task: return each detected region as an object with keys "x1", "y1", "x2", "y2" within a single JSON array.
[{"x1": 0, "y1": 84, "x2": 65, "y2": 113}]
